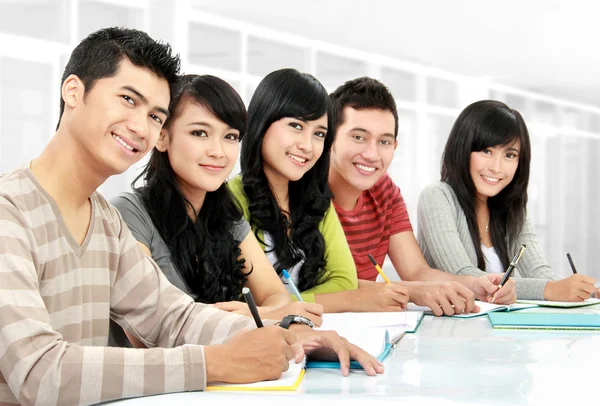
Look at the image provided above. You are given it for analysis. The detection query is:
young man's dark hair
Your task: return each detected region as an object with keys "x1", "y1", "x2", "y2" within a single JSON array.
[
  {"x1": 329, "y1": 77, "x2": 399, "y2": 139},
  {"x1": 57, "y1": 26, "x2": 180, "y2": 127}
]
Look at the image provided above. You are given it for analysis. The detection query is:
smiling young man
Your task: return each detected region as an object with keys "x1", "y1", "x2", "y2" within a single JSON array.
[
  {"x1": 0, "y1": 29, "x2": 380, "y2": 406},
  {"x1": 327, "y1": 77, "x2": 518, "y2": 315}
]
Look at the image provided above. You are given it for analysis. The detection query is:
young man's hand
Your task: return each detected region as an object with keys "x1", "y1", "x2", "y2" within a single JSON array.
[
  {"x1": 291, "y1": 327, "x2": 384, "y2": 376},
  {"x1": 404, "y1": 281, "x2": 478, "y2": 316},
  {"x1": 204, "y1": 326, "x2": 297, "y2": 383}
]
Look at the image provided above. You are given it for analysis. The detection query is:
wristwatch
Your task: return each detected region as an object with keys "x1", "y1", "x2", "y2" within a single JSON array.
[{"x1": 279, "y1": 314, "x2": 314, "y2": 329}]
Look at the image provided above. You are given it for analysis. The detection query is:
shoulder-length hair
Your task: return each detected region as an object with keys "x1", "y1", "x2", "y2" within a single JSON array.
[
  {"x1": 441, "y1": 99, "x2": 531, "y2": 270},
  {"x1": 134, "y1": 74, "x2": 250, "y2": 303},
  {"x1": 240, "y1": 68, "x2": 333, "y2": 291}
]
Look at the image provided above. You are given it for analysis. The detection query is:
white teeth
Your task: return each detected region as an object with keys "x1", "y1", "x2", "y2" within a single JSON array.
[
  {"x1": 288, "y1": 154, "x2": 307, "y2": 163},
  {"x1": 112, "y1": 134, "x2": 134, "y2": 151},
  {"x1": 482, "y1": 175, "x2": 499, "y2": 182},
  {"x1": 355, "y1": 164, "x2": 376, "y2": 172}
]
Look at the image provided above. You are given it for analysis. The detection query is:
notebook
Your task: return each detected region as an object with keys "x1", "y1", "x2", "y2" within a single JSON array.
[
  {"x1": 407, "y1": 301, "x2": 538, "y2": 318},
  {"x1": 306, "y1": 311, "x2": 423, "y2": 369},
  {"x1": 206, "y1": 358, "x2": 306, "y2": 391},
  {"x1": 516, "y1": 298, "x2": 600, "y2": 308},
  {"x1": 488, "y1": 312, "x2": 600, "y2": 330}
]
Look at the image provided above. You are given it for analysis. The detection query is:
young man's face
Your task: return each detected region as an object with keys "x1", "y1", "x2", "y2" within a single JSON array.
[
  {"x1": 330, "y1": 107, "x2": 397, "y2": 192},
  {"x1": 66, "y1": 58, "x2": 170, "y2": 176}
]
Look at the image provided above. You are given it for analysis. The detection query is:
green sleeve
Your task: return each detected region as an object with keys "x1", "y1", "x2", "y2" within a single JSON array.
[
  {"x1": 300, "y1": 203, "x2": 358, "y2": 302},
  {"x1": 226, "y1": 175, "x2": 252, "y2": 222}
]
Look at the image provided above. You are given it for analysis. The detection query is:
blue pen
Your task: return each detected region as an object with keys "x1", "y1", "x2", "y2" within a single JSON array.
[{"x1": 282, "y1": 269, "x2": 304, "y2": 302}]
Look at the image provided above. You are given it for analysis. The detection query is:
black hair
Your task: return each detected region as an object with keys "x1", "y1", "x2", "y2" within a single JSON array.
[
  {"x1": 240, "y1": 68, "x2": 332, "y2": 291},
  {"x1": 329, "y1": 76, "x2": 399, "y2": 138},
  {"x1": 441, "y1": 100, "x2": 531, "y2": 270},
  {"x1": 58, "y1": 26, "x2": 180, "y2": 127},
  {"x1": 134, "y1": 74, "x2": 250, "y2": 303}
]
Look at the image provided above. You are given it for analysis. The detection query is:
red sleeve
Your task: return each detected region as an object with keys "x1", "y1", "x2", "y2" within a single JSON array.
[{"x1": 386, "y1": 176, "x2": 413, "y2": 235}]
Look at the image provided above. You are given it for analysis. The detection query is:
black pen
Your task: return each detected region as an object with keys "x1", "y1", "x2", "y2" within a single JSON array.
[
  {"x1": 492, "y1": 244, "x2": 527, "y2": 302},
  {"x1": 242, "y1": 287, "x2": 263, "y2": 328},
  {"x1": 566, "y1": 253, "x2": 578, "y2": 274}
]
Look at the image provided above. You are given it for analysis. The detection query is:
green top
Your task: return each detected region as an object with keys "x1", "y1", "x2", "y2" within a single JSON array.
[{"x1": 227, "y1": 175, "x2": 358, "y2": 302}]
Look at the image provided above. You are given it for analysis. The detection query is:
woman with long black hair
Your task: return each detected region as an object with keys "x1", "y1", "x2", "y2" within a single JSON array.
[
  {"x1": 418, "y1": 100, "x2": 598, "y2": 301},
  {"x1": 110, "y1": 75, "x2": 321, "y2": 349}
]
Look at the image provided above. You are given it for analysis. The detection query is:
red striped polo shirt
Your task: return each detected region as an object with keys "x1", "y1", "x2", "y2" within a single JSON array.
[{"x1": 333, "y1": 173, "x2": 413, "y2": 281}]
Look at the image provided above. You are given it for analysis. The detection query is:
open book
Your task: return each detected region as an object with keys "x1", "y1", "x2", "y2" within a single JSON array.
[
  {"x1": 306, "y1": 311, "x2": 424, "y2": 369},
  {"x1": 408, "y1": 301, "x2": 538, "y2": 318},
  {"x1": 206, "y1": 358, "x2": 305, "y2": 391}
]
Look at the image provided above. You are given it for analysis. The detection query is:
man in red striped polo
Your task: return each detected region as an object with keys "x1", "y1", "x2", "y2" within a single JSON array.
[{"x1": 328, "y1": 77, "x2": 516, "y2": 313}]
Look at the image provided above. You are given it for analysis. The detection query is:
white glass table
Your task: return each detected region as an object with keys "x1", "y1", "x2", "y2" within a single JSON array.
[{"x1": 107, "y1": 312, "x2": 600, "y2": 405}]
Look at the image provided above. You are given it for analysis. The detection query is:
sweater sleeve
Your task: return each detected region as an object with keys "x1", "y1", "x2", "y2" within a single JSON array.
[
  {"x1": 417, "y1": 183, "x2": 488, "y2": 278},
  {"x1": 300, "y1": 203, "x2": 358, "y2": 302}
]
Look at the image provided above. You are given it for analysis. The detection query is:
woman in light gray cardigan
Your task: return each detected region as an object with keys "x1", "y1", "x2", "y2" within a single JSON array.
[{"x1": 418, "y1": 100, "x2": 597, "y2": 301}]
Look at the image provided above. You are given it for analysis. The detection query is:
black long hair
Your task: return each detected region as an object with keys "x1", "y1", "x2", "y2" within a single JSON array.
[
  {"x1": 441, "y1": 100, "x2": 531, "y2": 270},
  {"x1": 240, "y1": 68, "x2": 333, "y2": 291},
  {"x1": 134, "y1": 74, "x2": 250, "y2": 303}
]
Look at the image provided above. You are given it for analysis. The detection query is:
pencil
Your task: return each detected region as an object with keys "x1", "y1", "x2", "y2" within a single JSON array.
[{"x1": 368, "y1": 254, "x2": 391, "y2": 284}]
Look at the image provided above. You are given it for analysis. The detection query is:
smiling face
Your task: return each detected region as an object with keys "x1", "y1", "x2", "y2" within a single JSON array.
[
  {"x1": 260, "y1": 114, "x2": 328, "y2": 184},
  {"x1": 330, "y1": 107, "x2": 397, "y2": 193},
  {"x1": 157, "y1": 100, "x2": 240, "y2": 198},
  {"x1": 64, "y1": 57, "x2": 170, "y2": 176},
  {"x1": 469, "y1": 140, "x2": 521, "y2": 201}
]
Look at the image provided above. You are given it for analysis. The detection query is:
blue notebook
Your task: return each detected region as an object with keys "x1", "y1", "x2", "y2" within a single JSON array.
[{"x1": 488, "y1": 312, "x2": 600, "y2": 330}]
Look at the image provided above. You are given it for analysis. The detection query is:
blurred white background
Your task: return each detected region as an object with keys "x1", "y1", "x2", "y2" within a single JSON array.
[{"x1": 0, "y1": 0, "x2": 598, "y2": 279}]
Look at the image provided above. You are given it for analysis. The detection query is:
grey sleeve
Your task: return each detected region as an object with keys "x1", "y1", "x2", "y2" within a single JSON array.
[
  {"x1": 417, "y1": 184, "x2": 487, "y2": 278},
  {"x1": 110, "y1": 193, "x2": 154, "y2": 250},
  {"x1": 508, "y1": 215, "x2": 562, "y2": 300},
  {"x1": 231, "y1": 217, "x2": 251, "y2": 242}
]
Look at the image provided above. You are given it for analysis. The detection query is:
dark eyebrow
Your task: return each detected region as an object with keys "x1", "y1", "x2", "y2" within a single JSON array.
[
  {"x1": 121, "y1": 85, "x2": 170, "y2": 119},
  {"x1": 317, "y1": 125, "x2": 328, "y2": 132},
  {"x1": 506, "y1": 147, "x2": 520, "y2": 153},
  {"x1": 188, "y1": 121, "x2": 214, "y2": 129},
  {"x1": 350, "y1": 127, "x2": 369, "y2": 133}
]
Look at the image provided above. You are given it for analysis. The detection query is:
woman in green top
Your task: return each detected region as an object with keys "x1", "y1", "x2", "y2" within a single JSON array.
[{"x1": 229, "y1": 68, "x2": 409, "y2": 311}]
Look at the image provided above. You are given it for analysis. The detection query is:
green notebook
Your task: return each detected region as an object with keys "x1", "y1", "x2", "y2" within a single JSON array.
[{"x1": 488, "y1": 312, "x2": 600, "y2": 330}]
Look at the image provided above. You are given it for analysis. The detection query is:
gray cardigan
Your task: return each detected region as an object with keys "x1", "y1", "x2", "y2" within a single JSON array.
[{"x1": 417, "y1": 181, "x2": 562, "y2": 300}]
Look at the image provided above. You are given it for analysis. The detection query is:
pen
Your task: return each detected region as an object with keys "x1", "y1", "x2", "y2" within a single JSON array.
[
  {"x1": 282, "y1": 269, "x2": 304, "y2": 302},
  {"x1": 368, "y1": 254, "x2": 391, "y2": 284},
  {"x1": 242, "y1": 287, "x2": 263, "y2": 328},
  {"x1": 492, "y1": 244, "x2": 526, "y2": 303},
  {"x1": 391, "y1": 331, "x2": 406, "y2": 349},
  {"x1": 566, "y1": 253, "x2": 578, "y2": 274}
]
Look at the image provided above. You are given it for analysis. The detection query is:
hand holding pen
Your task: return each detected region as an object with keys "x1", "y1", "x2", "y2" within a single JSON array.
[{"x1": 491, "y1": 244, "x2": 526, "y2": 303}]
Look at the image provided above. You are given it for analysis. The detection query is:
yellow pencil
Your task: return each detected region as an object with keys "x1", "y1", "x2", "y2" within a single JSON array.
[{"x1": 368, "y1": 254, "x2": 391, "y2": 284}]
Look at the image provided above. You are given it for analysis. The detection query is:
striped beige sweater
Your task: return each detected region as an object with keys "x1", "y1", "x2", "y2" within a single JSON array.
[{"x1": 0, "y1": 168, "x2": 262, "y2": 406}]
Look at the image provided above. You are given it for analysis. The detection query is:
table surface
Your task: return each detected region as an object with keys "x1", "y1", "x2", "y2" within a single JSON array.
[{"x1": 108, "y1": 307, "x2": 600, "y2": 406}]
